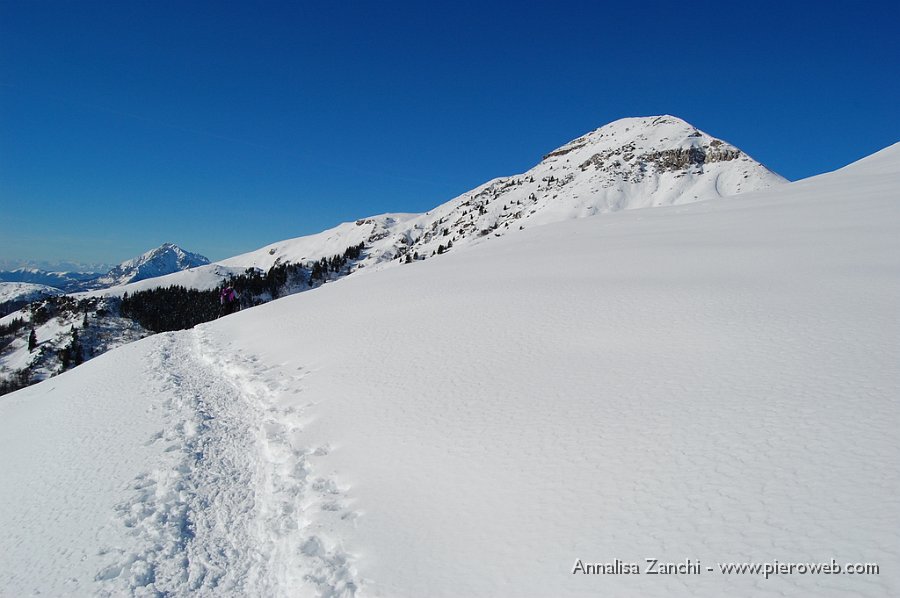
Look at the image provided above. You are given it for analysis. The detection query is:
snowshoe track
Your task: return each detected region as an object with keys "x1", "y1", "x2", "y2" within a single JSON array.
[{"x1": 96, "y1": 329, "x2": 359, "y2": 597}]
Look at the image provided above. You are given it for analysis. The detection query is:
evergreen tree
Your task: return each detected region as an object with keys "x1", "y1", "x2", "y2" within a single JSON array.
[
  {"x1": 0, "y1": 369, "x2": 32, "y2": 396},
  {"x1": 28, "y1": 328, "x2": 37, "y2": 351},
  {"x1": 73, "y1": 334, "x2": 83, "y2": 366},
  {"x1": 117, "y1": 240, "x2": 366, "y2": 333},
  {"x1": 0, "y1": 317, "x2": 25, "y2": 337}
]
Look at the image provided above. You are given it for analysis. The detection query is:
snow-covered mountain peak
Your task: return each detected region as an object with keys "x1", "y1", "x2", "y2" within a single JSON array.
[
  {"x1": 381, "y1": 114, "x2": 787, "y2": 258},
  {"x1": 122, "y1": 243, "x2": 200, "y2": 266},
  {"x1": 97, "y1": 243, "x2": 210, "y2": 287},
  {"x1": 541, "y1": 115, "x2": 755, "y2": 178},
  {"x1": 552, "y1": 114, "x2": 703, "y2": 151}
]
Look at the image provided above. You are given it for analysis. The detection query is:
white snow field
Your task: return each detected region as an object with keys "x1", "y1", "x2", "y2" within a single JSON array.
[{"x1": 1, "y1": 143, "x2": 899, "y2": 597}]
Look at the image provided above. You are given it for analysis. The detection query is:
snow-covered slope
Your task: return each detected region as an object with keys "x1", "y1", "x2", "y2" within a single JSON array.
[
  {"x1": 93, "y1": 243, "x2": 210, "y2": 287},
  {"x1": 2, "y1": 142, "x2": 897, "y2": 597},
  {"x1": 74, "y1": 264, "x2": 255, "y2": 301},
  {"x1": 92, "y1": 115, "x2": 786, "y2": 298},
  {"x1": 0, "y1": 282, "x2": 62, "y2": 305},
  {"x1": 0, "y1": 297, "x2": 148, "y2": 384}
]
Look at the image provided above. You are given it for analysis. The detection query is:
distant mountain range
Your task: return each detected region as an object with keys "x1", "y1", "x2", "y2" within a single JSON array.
[
  {"x1": 0, "y1": 243, "x2": 210, "y2": 296},
  {"x1": 0, "y1": 269, "x2": 99, "y2": 292},
  {"x1": 0, "y1": 259, "x2": 113, "y2": 273}
]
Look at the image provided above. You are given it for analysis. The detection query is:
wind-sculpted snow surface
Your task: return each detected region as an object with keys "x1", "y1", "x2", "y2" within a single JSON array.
[{"x1": 1, "y1": 143, "x2": 899, "y2": 597}]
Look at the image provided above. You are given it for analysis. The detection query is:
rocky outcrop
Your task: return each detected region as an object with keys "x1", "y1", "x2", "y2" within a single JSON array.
[{"x1": 580, "y1": 140, "x2": 744, "y2": 182}]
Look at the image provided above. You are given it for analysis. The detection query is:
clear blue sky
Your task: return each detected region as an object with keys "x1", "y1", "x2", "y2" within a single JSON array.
[{"x1": 1, "y1": 0, "x2": 898, "y2": 266}]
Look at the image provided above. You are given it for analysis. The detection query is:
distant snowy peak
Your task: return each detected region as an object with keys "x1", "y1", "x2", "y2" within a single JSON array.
[{"x1": 98, "y1": 243, "x2": 210, "y2": 287}]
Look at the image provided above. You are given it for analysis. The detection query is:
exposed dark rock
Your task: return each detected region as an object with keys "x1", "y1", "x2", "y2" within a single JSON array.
[
  {"x1": 543, "y1": 142, "x2": 588, "y2": 160},
  {"x1": 580, "y1": 142, "x2": 743, "y2": 178}
]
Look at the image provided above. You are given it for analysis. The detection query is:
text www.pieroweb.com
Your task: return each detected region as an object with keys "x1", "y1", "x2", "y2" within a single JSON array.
[
  {"x1": 718, "y1": 559, "x2": 879, "y2": 578},
  {"x1": 572, "y1": 558, "x2": 880, "y2": 578}
]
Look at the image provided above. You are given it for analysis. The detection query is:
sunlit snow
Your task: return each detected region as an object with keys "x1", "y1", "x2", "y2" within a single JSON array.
[{"x1": 1, "y1": 139, "x2": 897, "y2": 597}]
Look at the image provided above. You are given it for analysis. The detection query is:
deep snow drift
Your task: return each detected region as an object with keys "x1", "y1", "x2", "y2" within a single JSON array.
[{"x1": 1, "y1": 143, "x2": 898, "y2": 597}]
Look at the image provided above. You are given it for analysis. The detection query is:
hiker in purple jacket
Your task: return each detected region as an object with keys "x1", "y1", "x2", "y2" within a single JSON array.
[{"x1": 220, "y1": 286, "x2": 239, "y2": 316}]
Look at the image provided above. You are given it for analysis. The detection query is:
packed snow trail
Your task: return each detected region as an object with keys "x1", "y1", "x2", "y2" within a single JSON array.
[{"x1": 94, "y1": 328, "x2": 359, "y2": 597}]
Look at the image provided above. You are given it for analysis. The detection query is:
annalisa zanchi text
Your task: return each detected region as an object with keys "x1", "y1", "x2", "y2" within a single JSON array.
[{"x1": 572, "y1": 558, "x2": 880, "y2": 578}]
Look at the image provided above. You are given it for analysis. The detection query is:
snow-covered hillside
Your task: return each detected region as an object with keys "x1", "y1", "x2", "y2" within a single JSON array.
[
  {"x1": 0, "y1": 282, "x2": 62, "y2": 306},
  {"x1": 1, "y1": 142, "x2": 897, "y2": 597},
  {"x1": 90, "y1": 115, "x2": 786, "y2": 298},
  {"x1": 0, "y1": 295, "x2": 149, "y2": 390}
]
